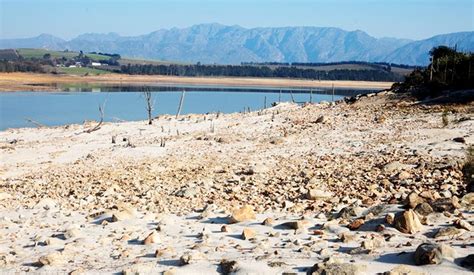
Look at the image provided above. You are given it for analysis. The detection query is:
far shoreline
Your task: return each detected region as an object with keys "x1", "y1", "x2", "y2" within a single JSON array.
[{"x1": 0, "y1": 72, "x2": 394, "y2": 92}]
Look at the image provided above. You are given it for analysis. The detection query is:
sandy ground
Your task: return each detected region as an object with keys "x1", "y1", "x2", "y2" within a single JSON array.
[
  {"x1": 0, "y1": 92, "x2": 473, "y2": 274},
  {"x1": 0, "y1": 72, "x2": 393, "y2": 92}
]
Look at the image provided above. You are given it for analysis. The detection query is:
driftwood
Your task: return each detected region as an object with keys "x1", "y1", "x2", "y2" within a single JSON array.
[
  {"x1": 290, "y1": 90, "x2": 295, "y2": 103},
  {"x1": 25, "y1": 118, "x2": 45, "y2": 128},
  {"x1": 143, "y1": 91, "x2": 155, "y2": 125},
  {"x1": 176, "y1": 90, "x2": 186, "y2": 118},
  {"x1": 84, "y1": 101, "x2": 106, "y2": 133}
]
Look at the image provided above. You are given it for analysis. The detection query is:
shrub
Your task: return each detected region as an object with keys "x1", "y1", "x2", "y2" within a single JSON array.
[{"x1": 463, "y1": 145, "x2": 474, "y2": 193}]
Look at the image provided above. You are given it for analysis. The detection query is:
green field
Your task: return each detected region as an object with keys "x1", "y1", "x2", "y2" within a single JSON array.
[
  {"x1": 119, "y1": 57, "x2": 189, "y2": 66},
  {"x1": 56, "y1": 67, "x2": 111, "y2": 75},
  {"x1": 17, "y1": 48, "x2": 111, "y2": 61}
]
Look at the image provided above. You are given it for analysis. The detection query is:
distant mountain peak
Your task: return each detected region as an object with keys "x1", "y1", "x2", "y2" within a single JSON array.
[{"x1": 0, "y1": 24, "x2": 472, "y2": 65}]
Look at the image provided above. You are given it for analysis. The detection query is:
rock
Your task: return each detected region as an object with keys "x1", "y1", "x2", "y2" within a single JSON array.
[
  {"x1": 241, "y1": 228, "x2": 256, "y2": 240},
  {"x1": 220, "y1": 259, "x2": 239, "y2": 274},
  {"x1": 315, "y1": 115, "x2": 325, "y2": 123},
  {"x1": 460, "y1": 254, "x2": 474, "y2": 271},
  {"x1": 308, "y1": 259, "x2": 366, "y2": 275},
  {"x1": 111, "y1": 210, "x2": 135, "y2": 222},
  {"x1": 419, "y1": 190, "x2": 438, "y2": 201},
  {"x1": 70, "y1": 268, "x2": 86, "y2": 275},
  {"x1": 414, "y1": 203, "x2": 433, "y2": 217},
  {"x1": 461, "y1": 193, "x2": 474, "y2": 207},
  {"x1": 221, "y1": 225, "x2": 231, "y2": 233},
  {"x1": 123, "y1": 262, "x2": 157, "y2": 274},
  {"x1": 307, "y1": 189, "x2": 333, "y2": 200},
  {"x1": 38, "y1": 252, "x2": 63, "y2": 266},
  {"x1": 376, "y1": 224, "x2": 386, "y2": 232},
  {"x1": 283, "y1": 200, "x2": 295, "y2": 209},
  {"x1": 155, "y1": 247, "x2": 175, "y2": 258},
  {"x1": 179, "y1": 251, "x2": 204, "y2": 265},
  {"x1": 337, "y1": 206, "x2": 364, "y2": 219},
  {"x1": 405, "y1": 192, "x2": 424, "y2": 209},
  {"x1": 385, "y1": 213, "x2": 395, "y2": 225},
  {"x1": 414, "y1": 243, "x2": 456, "y2": 265},
  {"x1": 383, "y1": 161, "x2": 411, "y2": 173},
  {"x1": 35, "y1": 198, "x2": 58, "y2": 210},
  {"x1": 454, "y1": 219, "x2": 472, "y2": 231},
  {"x1": 0, "y1": 192, "x2": 12, "y2": 201},
  {"x1": 431, "y1": 197, "x2": 460, "y2": 213},
  {"x1": 347, "y1": 219, "x2": 365, "y2": 230},
  {"x1": 434, "y1": 227, "x2": 462, "y2": 239},
  {"x1": 143, "y1": 231, "x2": 161, "y2": 245},
  {"x1": 280, "y1": 220, "x2": 310, "y2": 230},
  {"x1": 45, "y1": 237, "x2": 63, "y2": 246},
  {"x1": 262, "y1": 217, "x2": 274, "y2": 226},
  {"x1": 394, "y1": 210, "x2": 423, "y2": 234},
  {"x1": 199, "y1": 204, "x2": 218, "y2": 219},
  {"x1": 65, "y1": 227, "x2": 81, "y2": 239},
  {"x1": 398, "y1": 171, "x2": 411, "y2": 180},
  {"x1": 339, "y1": 232, "x2": 356, "y2": 243},
  {"x1": 383, "y1": 265, "x2": 426, "y2": 275},
  {"x1": 453, "y1": 137, "x2": 466, "y2": 143},
  {"x1": 228, "y1": 205, "x2": 256, "y2": 223},
  {"x1": 362, "y1": 234, "x2": 386, "y2": 250}
]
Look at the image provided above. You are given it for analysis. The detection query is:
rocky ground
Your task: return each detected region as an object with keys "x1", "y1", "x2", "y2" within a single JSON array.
[{"x1": 0, "y1": 91, "x2": 473, "y2": 274}]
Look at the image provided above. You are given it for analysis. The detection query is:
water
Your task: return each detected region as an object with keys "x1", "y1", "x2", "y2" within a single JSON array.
[{"x1": 0, "y1": 88, "x2": 351, "y2": 130}]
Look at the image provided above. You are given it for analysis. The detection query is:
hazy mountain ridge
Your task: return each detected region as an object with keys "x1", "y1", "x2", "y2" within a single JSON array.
[{"x1": 1, "y1": 24, "x2": 473, "y2": 65}]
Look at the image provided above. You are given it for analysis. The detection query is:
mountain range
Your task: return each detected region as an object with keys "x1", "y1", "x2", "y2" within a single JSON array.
[{"x1": 0, "y1": 23, "x2": 473, "y2": 65}]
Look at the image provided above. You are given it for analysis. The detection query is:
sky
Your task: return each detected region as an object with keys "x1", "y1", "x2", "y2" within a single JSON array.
[{"x1": 0, "y1": 0, "x2": 473, "y2": 40}]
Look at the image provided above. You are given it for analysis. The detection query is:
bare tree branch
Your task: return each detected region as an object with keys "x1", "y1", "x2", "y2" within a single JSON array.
[
  {"x1": 84, "y1": 100, "x2": 106, "y2": 133},
  {"x1": 176, "y1": 90, "x2": 186, "y2": 119},
  {"x1": 25, "y1": 118, "x2": 45, "y2": 128},
  {"x1": 143, "y1": 90, "x2": 154, "y2": 125}
]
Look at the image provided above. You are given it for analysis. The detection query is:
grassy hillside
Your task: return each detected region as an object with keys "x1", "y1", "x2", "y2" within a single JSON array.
[{"x1": 17, "y1": 48, "x2": 110, "y2": 61}]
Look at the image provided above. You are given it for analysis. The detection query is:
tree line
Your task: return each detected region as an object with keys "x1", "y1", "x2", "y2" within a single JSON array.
[
  {"x1": 119, "y1": 63, "x2": 404, "y2": 81},
  {"x1": 393, "y1": 46, "x2": 474, "y2": 98},
  {"x1": 0, "y1": 60, "x2": 44, "y2": 73}
]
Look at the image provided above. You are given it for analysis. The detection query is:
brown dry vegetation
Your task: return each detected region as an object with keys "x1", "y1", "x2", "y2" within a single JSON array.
[{"x1": 0, "y1": 72, "x2": 394, "y2": 92}]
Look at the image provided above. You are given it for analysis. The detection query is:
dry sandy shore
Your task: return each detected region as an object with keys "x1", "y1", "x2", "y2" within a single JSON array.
[
  {"x1": 0, "y1": 92, "x2": 473, "y2": 274},
  {"x1": 0, "y1": 72, "x2": 393, "y2": 92}
]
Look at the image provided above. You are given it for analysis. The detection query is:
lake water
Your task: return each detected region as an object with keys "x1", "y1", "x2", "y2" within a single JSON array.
[{"x1": 0, "y1": 86, "x2": 362, "y2": 130}]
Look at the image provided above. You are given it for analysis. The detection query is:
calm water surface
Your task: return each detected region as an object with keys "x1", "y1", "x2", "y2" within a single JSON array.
[{"x1": 0, "y1": 88, "x2": 352, "y2": 130}]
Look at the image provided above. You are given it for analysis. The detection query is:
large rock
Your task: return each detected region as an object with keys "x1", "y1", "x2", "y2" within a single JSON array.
[
  {"x1": 241, "y1": 228, "x2": 256, "y2": 240},
  {"x1": 460, "y1": 193, "x2": 474, "y2": 208},
  {"x1": 38, "y1": 252, "x2": 64, "y2": 266},
  {"x1": 394, "y1": 210, "x2": 423, "y2": 234},
  {"x1": 307, "y1": 189, "x2": 333, "y2": 200},
  {"x1": 431, "y1": 197, "x2": 460, "y2": 213},
  {"x1": 414, "y1": 243, "x2": 456, "y2": 265},
  {"x1": 383, "y1": 265, "x2": 426, "y2": 275},
  {"x1": 220, "y1": 259, "x2": 239, "y2": 274},
  {"x1": 405, "y1": 192, "x2": 424, "y2": 209},
  {"x1": 228, "y1": 205, "x2": 256, "y2": 223},
  {"x1": 280, "y1": 220, "x2": 310, "y2": 230},
  {"x1": 337, "y1": 206, "x2": 364, "y2": 219},
  {"x1": 308, "y1": 258, "x2": 366, "y2": 275},
  {"x1": 179, "y1": 251, "x2": 205, "y2": 266},
  {"x1": 143, "y1": 231, "x2": 161, "y2": 245},
  {"x1": 414, "y1": 202, "x2": 433, "y2": 217},
  {"x1": 434, "y1": 227, "x2": 462, "y2": 239}
]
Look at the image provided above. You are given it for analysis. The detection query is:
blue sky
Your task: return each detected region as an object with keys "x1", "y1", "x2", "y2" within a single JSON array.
[{"x1": 0, "y1": 0, "x2": 472, "y2": 40}]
